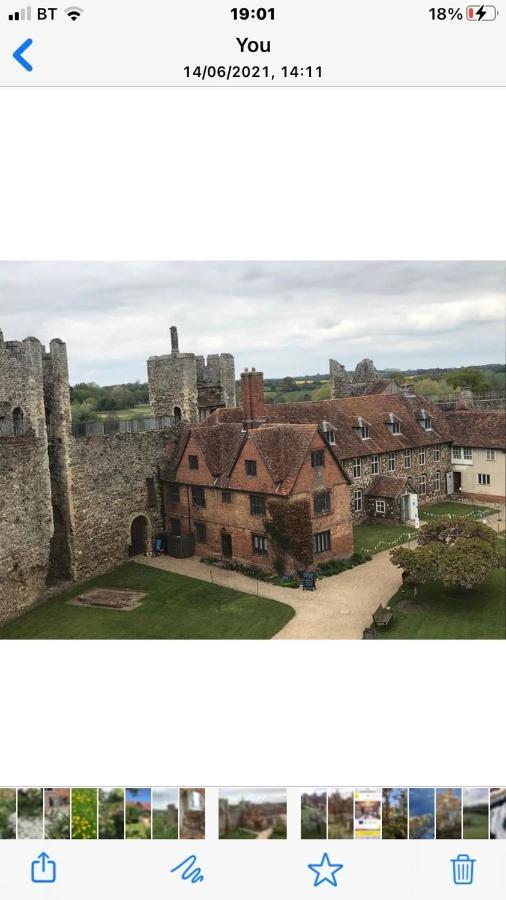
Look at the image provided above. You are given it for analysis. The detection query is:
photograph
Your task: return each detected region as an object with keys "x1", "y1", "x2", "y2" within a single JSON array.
[
  {"x1": 180, "y1": 788, "x2": 205, "y2": 840},
  {"x1": 99, "y1": 788, "x2": 125, "y2": 840},
  {"x1": 0, "y1": 261, "x2": 504, "y2": 643},
  {"x1": 17, "y1": 788, "x2": 43, "y2": 840},
  {"x1": 152, "y1": 788, "x2": 179, "y2": 840},
  {"x1": 301, "y1": 789, "x2": 327, "y2": 839},
  {"x1": 436, "y1": 788, "x2": 462, "y2": 839},
  {"x1": 219, "y1": 788, "x2": 287, "y2": 840},
  {"x1": 409, "y1": 789, "x2": 435, "y2": 840},
  {"x1": 0, "y1": 789, "x2": 16, "y2": 839},
  {"x1": 354, "y1": 789, "x2": 381, "y2": 839},
  {"x1": 462, "y1": 788, "x2": 489, "y2": 840},
  {"x1": 71, "y1": 788, "x2": 98, "y2": 840},
  {"x1": 382, "y1": 788, "x2": 408, "y2": 839},
  {"x1": 44, "y1": 788, "x2": 70, "y2": 840},
  {"x1": 328, "y1": 789, "x2": 354, "y2": 839},
  {"x1": 490, "y1": 787, "x2": 506, "y2": 839},
  {"x1": 125, "y1": 788, "x2": 152, "y2": 840}
]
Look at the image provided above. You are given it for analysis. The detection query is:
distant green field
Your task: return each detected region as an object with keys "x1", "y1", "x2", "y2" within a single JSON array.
[{"x1": 96, "y1": 405, "x2": 151, "y2": 420}]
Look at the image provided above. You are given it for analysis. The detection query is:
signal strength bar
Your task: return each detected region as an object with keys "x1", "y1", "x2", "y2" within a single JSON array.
[{"x1": 8, "y1": 5, "x2": 32, "y2": 20}]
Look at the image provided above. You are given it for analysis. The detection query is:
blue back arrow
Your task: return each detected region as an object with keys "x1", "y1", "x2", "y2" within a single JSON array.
[{"x1": 13, "y1": 38, "x2": 33, "y2": 72}]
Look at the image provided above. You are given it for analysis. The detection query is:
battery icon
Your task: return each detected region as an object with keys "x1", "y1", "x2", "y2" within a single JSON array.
[{"x1": 466, "y1": 5, "x2": 497, "y2": 19}]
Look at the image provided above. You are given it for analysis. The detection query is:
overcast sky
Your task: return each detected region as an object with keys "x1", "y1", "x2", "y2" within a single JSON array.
[
  {"x1": 219, "y1": 787, "x2": 287, "y2": 805},
  {"x1": 0, "y1": 262, "x2": 504, "y2": 384}
]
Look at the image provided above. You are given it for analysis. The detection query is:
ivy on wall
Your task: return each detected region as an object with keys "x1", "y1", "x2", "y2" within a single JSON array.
[{"x1": 265, "y1": 498, "x2": 314, "y2": 571}]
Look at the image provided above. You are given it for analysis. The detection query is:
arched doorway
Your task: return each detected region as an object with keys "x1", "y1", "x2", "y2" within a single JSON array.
[
  {"x1": 173, "y1": 406, "x2": 182, "y2": 422},
  {"x1": 130, "y1": 515, "x2": 149, "y2": 556}
]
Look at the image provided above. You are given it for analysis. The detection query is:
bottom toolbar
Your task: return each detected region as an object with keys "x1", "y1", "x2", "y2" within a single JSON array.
[
  {"x1": 0, "y1": 839, "x2": 504, "y2": 898},
  {"x1": 0, "y1": 787, "x2": 505, "y2": 897}
]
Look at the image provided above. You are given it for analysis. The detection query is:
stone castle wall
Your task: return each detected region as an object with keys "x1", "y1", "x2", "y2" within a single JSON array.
[
  {"x1": 1, "y1": 328, "x2": 184, "y2": 624},
  {"x1": 330, "y1": 357, "x2": 382, "y2": 399},
  {"x1": 0, "y1": 434, "x2": 54, "y2": 624},
  {"x1": 68, "y1": 427, "x2": 180, "y2": 582},
  {"x1": 0, "y1": 335, "x2": 54, "y2": 624}
]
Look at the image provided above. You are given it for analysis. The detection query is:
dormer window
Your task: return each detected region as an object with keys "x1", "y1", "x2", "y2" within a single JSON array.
[
  {"x1": 354, "y1": 417, "x2": 371, "y2": 440},
  {"x1": 419, "y1": 409, "x2": 433, "y2": 431},
  {"x1": 322, "y1": 422, "x2": 336, "y2": 445},
  {"x1": 386, "y1": 413, "x2": 401, "y2": 435}
]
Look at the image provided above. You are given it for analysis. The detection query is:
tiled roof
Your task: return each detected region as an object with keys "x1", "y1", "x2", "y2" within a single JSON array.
[
  {"x1": 207, "y1": 394, "x2": 451, "y2": 459},
  {"x1": 363, "y1": 379, "x2": 397, "y2": 394},
  {"x1": 247, "y1": 424, "x2": 319, "y2": 494},
  {"x1": 163, "y1": 421, "x2": 337, "y2": 496},
  {"x1": 365, "y1": 474, "x2": 417, "y2": 498},
  {"x1": 445, "y1": 409, "x2": 506, "y2": 450},
  {"x1": 192, "y1": 423, "x2": 246, "y2": 477}
]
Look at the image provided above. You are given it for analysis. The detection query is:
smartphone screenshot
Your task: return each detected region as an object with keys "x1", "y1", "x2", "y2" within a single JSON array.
[{"x1": 0, "y1": 2, "x2": 505, "y2": 897}]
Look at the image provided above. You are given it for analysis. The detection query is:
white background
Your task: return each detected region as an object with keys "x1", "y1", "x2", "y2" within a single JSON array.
[{"x1": 0, "y1": 88, "x2": 504, "y2": 790}]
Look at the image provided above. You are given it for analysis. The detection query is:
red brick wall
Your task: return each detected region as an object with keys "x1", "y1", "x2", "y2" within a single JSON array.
[
  {"x1": 165, "y1": 429, "x2": 354, "y2": 569},
  {"x1": 240, "y1": 369, "x2": 266, "y2": 424},
  {"x1": 290, "y1": 432, "x2": 353, "y2": 561}
]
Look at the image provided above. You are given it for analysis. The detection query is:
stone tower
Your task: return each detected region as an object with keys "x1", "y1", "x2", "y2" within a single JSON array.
[
  {"x1": 329, "y1": 357, "x2": 393, "y2": 398},
  {"x1": 0, "y1": 333, "x2": 54, "y2": 622},
  {"x1": 148, "y1": 326, "x2": 236, "y2": 422}
]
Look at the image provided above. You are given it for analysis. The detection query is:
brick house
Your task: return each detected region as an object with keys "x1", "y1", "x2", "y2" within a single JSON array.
[
  {"x1": 446, "y1": 409, "x2": 506, "y2": 502},
  {"x1": 161, "y1": 369, "x2": 353, "y2": 571},
  {"x1": 206, "y1": 377, "x2": 453, "y2": 525}
]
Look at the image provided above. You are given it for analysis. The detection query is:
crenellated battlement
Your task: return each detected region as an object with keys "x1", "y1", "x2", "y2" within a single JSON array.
[{"x1": 148, "y1": 326, "x2": 236, "y2": 422}]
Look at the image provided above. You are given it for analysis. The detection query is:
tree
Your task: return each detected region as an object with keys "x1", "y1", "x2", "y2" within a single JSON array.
[
  {"x1": 446, "y1": 367, "x2": 491, "y2": 392},
  {"x1": 280, "y1": 376, "x2": 297, "y2": 392},
  {"x1": 313, "y1": 383, "x2": 331, "y2": 401},
  {"x1": 391, "y1": 517, "x2": 502, "y2": 590},
  {"x1": 415, "y1": 378, "x2": 453, "y2": 397}
]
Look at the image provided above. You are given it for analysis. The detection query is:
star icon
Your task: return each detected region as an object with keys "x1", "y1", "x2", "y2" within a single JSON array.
[{"x1": 308, "y1": 852, "x2": 344, "y2": 887}]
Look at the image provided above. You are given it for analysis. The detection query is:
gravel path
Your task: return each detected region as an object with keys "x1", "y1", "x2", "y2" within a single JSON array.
[
  {"x1": 137, "y1": 506, "x2": 504, "y2": 640},
  {"x1": 137, "y1": 547, "x2": 411, "y2": 640}
]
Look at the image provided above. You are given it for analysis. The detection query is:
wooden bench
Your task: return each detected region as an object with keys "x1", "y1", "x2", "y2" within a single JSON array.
[{"x1": 372, "y1": 604, "x2": 393, "y2": 629}]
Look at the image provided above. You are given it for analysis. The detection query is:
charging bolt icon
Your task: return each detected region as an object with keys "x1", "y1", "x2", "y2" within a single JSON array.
[{"x1": 466, "y1": 5, "x2": 497, "y2": 18}]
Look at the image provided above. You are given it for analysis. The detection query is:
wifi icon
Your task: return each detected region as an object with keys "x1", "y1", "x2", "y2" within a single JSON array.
[{"x1": 65, "y1": 6, "x2": 83, "y2": 19}]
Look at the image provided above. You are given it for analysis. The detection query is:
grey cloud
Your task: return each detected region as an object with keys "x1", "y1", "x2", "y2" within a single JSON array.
[{"x1": 0, "y1": 261, "x2": 504, "y2": 384}]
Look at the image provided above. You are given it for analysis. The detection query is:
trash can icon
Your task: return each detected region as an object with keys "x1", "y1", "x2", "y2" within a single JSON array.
[{"x1": 451, "y1": 853, "x2": 476, "y2": 885}]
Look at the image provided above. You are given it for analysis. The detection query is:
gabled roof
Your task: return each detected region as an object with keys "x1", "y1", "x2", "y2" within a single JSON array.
[
  {"x1": 245, "y1": 424, "x2": 319, "y2": 495},
  {"x1": 207, "y1": 394, "x2": 452, "y2": 459},
  {"x1": 192, "y1": 423, "x2": 246, "y2": 477},
  {"x1": 445, "y1": 409, "x2": 506, "y2": 450},
  {"x1": 365, "y1": 474, "x2": 417, "y2": 498},
  {"x1": 160, "y1": 423, "x2": 245, "y2": 482},
  {"x1": 163, "y1": 421, "x2": 347, "y2": 496}
]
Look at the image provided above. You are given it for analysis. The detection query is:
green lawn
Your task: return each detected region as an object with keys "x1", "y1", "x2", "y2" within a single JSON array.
[
  {"x1": 0, "y1": 563, "x2": 295, "y2": 640},
  {"x1": 378, "y1": 550, "x2": 506, "y2": 640},
  {"x1": 354, "y1": 522, "x2": 418, "y2": 555},
  {"x1": 421, "y1": 501, "x2": 496, "y2": 520}
]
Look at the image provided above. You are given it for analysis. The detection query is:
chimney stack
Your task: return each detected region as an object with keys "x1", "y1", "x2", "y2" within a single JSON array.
[
  {"x1": 241, "y1": 368, "x2": 266, "y2": 429},
  {"x1": 455, "y1": 387, "x2": 474, "y2": 410},
  {"x1": 170, "y1": 325, "x2": 179, "y2": 355}
]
